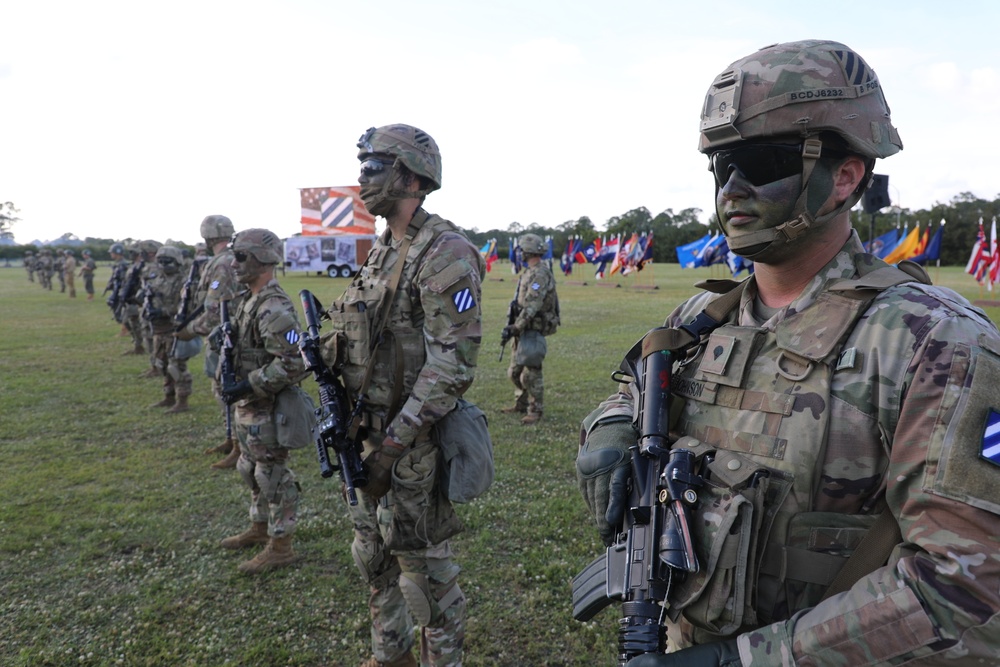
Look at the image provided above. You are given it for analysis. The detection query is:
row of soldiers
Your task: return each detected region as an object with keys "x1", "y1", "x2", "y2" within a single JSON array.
[{"x1": 23, "y1": 247, "x2": 97, "y2": 299}]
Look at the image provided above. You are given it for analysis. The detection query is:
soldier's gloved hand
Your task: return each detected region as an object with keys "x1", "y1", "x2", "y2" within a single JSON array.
[
  {"x1": 576, "y1": 413, "x2": 636, "y2": 546},
  {"x1": 502, "y1": 325, "x2": 518, "y2": 340},
  {"x1": 173, "y1": 324, "x2": 197, "y2": 342},
  {"x1": 624, "y1": 639, "x2": 741, "y2": 667},
  {"x1": 208, "y1": 326, "x2": 223, "y2": 352},
  {"x1": 361, "y1": 437, "x2": 406, "y2": 501},
  {"x1": 221, "y1": 379, "x2": 253, "y2": 404}
]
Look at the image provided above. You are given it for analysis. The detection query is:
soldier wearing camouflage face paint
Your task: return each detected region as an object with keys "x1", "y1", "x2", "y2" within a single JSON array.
[
  {"x1": 577, "y1": 40, "x2": 1000, "y2": 667},
  {"x1": 321, "y1": 124, "x2": 484, "y2": 667},
  {"x1": 500, "y1": 233, "x2": 559, "y2": 425},
  {"x1": 217, "y1": 227, "x2": 313, "y2": 575},
  {"x1": 173, "y1": 215, "x2": 242, "y2": 467}
]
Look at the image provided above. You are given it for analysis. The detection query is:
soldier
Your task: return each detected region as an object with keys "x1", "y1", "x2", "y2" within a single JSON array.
[
  {"x1": 145, "y1": 246, "x2": 188, "y2": 410},
  {"x1": 79, "y1": 249, "x2": 97, "y2": 300},
  {"x1": 106, "y1": 243, "x2": 130, "y2": 324},
  {"x1": 577, "y1": 40, "x2": 1000, "y2": 667},
  {"x1": 322, "y1": 124, "x2": 484, "y2": 667},
  {"x1": 24, "y1": 250, "x2": 35, "y2": 282},
  {"x1": 63, "y1": 250, "x2": 77, "y2": 298},
  {"x1": 37, "y1": 248, "x2": 53, "y2": 290},
  {"x1": 137, "y1": 240, "x2": 163, "y2": 377},
  {"x1": 500, "y1": 232, "x2": 560, "y2": 425},
  {"x1": 173, "y1": 215, "x2": 242, "y2": 467},
  {"x1": 117, "y1": 243, "x2": 148, "y2": 355},
  {"x1": 54, "y1": 251, "x2": 66, "y2": 293},
  {"x1": 217, "y1": 228, "x2": 313, "y2": 575}
]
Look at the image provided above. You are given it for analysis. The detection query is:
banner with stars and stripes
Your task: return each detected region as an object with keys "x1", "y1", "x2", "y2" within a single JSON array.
[{"x1": 299, "y1": 185, "x2": 376, "y2": 236}]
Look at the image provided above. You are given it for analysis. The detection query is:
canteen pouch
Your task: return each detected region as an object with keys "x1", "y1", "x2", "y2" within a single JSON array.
[
  {"x1": 274, "y1": 385, "x2": 317, "y2": 449},
  {"x1": 170, "y1": 336, "x2": 203, "y2": 361},
  {"x1": 386, "y1": 441, "x2": 464, "y2": 551},
  {"x1": 434, "y1": 399, "x2": 495, "y2": 503}
]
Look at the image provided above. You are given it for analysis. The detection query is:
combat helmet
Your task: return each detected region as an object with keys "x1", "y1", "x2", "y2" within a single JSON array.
[
  {"x1": 137, "y1": 239, "x2": 163, "y2": 259},
  {"x1": 200, "y1": 215, "x2": 235, "y2": 242},
  {"x1": 109, "y1": 242, "x2": 125, "y2": 256},
  {"x1": 229, "y1": 228, "x2": 282, "y2": 265},
  {"x1": 155, "y1": 245, "x2": 184, "y2": 264},
  {"x1": 519, "y1": 233, "x2": 546, "y2": 256},
  {"x1": 356, "y1": 124, "x2": 441, "y2": 216},
  {"x1": 698, "y1": 40, "x2": 902, "y2": 259}
]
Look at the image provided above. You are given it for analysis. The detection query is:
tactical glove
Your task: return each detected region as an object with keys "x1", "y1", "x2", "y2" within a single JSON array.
[
  {"x1": 361, "y1": 438, "x2": 406, "y2": 501},
  {"x1": 221, "y1": 379, "x2": 253, "y2": 405},
  {"x1": 576, "y1": 413, "x2": 636, "y2": 546},
  {"x1": 173, "y1": 325, "x2": 197, "y2": 342},
  {"x1": 624, "y1": 639, "x2": 741, "y2": 667}
]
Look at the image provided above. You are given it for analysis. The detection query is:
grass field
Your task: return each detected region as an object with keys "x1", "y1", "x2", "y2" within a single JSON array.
[{"x1": 2, "y1": 263, "x2": 997, "y2": 667}]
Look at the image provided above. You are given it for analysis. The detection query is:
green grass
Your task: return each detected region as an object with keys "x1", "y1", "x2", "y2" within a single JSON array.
[{"x1": 1, "y1": 264, "x2": 997, "y2": 667}]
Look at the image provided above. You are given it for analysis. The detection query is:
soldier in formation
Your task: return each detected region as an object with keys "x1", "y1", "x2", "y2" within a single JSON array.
[
  {"x1": 63, "y1": 250, "x2": 77, "y2": 298},
  {"x1": 145, "y1": 245, "x2": 188, "y2": 411},
  {"x1": 577, "y1": 40, "x2": 1000, "y2": 667},
  {"x1": 79, "y1": 249, "x2": 97, "y2": 300},
  {"x1": 24, "y1": 251, "x2": 35, "y2": 282}
]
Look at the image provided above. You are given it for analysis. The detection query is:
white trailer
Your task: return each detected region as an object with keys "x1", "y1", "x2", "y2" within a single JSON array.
[{"x1": 283, "y1": 234, "x2": 375, "y2": 278}]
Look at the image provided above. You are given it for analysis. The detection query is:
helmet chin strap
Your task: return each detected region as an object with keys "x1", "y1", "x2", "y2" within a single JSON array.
[
  {"x1": 722, "y1": 139, "x2": 864, "y2": 260},
  {"x1": 361, "y1": 159, "x2": 435, "y2": 217}
]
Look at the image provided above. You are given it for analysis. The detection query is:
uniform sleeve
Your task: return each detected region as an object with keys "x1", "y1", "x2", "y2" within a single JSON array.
[
  {"x1": 387, "y1": 233, "x2": 484, "y2": 446},
  {"x1": 246, "y1": 295, "x2": 307, "y2": 396},
  {"x1": 188, "y1": 258, "x2": 240, "y2": 336},
  {"x1": 739, "y1": 314, "x2": 1000, "y2": 666}
]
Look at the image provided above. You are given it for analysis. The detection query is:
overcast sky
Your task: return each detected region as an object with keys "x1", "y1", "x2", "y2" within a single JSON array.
[{"x1": 2, "y1": 0, "x2": 998, "y2": 245}]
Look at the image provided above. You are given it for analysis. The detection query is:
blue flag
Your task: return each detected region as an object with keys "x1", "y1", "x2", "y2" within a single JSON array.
[
  {"x1": 676, "y1": 234, "x2": 712, "y2": 268},
  {"x1": 866, "y1": 228, "x2": 899, "y2": 259},
  {"x1": 909, "y1": 226, "x2": 944, "y2": 265}
]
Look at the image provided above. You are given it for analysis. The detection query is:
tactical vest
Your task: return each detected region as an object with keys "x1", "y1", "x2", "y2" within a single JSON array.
[
  {"x1": 232, "y1": 283, "x2": 291, "y2": 379},
  {"x1": 656, "y1": 258, "x2": 929, "y2": 640},
  {"x1": 324, "y1": 211, "x2": 461, "y2": 428},
  {"x1": 517, "y1": 263, "x2": 560, "y2": 336}
]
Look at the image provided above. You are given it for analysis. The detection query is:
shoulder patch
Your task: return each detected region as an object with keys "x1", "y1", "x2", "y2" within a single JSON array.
[
  {"x1": 452, "y1": 286, "x2": 476, "y2": 313},
  {"x1": 210, "y1": 280, "x2": 220, "y2": 290}
]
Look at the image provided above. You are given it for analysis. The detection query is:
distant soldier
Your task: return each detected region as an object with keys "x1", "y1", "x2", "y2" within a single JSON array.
[
  {"x1": 24, "y1": 251, "x2": 35, "y2": 282},
  {"x1": 37, "y1": 248, "x2": 54, "y2": 290},
  {"x1": 63, "y1": 250, "x2": 77, "y2": 298},
  {"x1": 145, "y1": 246, "x2": 188, "y2": 410},
  {"x1": 217, "y1": 227, "x2": 312, "y2": 575},
  {"x1": 79, "y1": 249, "x2": 97, "y2": 300},
  {"x1": 54, "y1": 252, "x2": 66, "y2": 293},
  {"x1": 173, "y1": 215, "x2": 241, "y2": 468},
  {"x1": 137, "y1": 240, "x2": 163, "y2": 376},
  {"x1": 500, "y1": 232, "x2": 560, "y2": 425},
  {"x1": 117, "y1": 243, "x2": 148, "y2": 355},
  {"x1": 106, "y1": 243, "x2": 130, "y2": 322}
]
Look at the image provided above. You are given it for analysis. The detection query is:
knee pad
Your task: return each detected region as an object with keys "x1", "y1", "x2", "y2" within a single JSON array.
[
  {"x1": 399, "y1": 573, "x2": 464, "y2": 627},
  {"x1": 236, "y1": 453, "x2": 255, "y2": 488}
]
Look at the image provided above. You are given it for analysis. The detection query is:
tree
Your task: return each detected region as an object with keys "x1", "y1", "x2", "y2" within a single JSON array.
[{"x1": 1, "y1": 201, "x2": 20, "y2": 238}]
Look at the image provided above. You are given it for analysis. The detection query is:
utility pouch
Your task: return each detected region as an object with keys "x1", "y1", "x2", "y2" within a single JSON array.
[
  {"x1": 669, "y1": 448, "x2": 784, "y2": 636},
  {"x1": 170, "y1": 336, "x2": 203, "y2": 361},
  {"x1": 386, "y1": 441, "x2": 464, "y2": 551},
  {"x1": 514, "y1": 329, "x2": 547, "y2": 366},
  {"x1": 434, "y1": 399, "x2": 494, "y2": 503},
  {"x1": 274, "y1": 385, "x2": 317, "y2": 449}
]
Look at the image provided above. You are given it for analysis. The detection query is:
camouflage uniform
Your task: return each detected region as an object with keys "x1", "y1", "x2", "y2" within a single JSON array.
[
  {"x1": 118, "y1": 252, "x2": 147, "y2": 353},
  {"x1": 227, "y1": 278, "x2": 307, "y2": 540},
  {"x1": 79, "y1": 251, "x2": 97, "y2": 299},
  {"x1": 37, "y1": 249, "x2": 53, "y2": 289},
  {"x1": 324, "y1": 207, "x2": 484, "y2": 667},
  {"x1": 63, "y1": 252, "x2": 77, "y2": 298},
  {"x1": 504, "y1": 238, "x2": 559, "y2": 423},
  {"x1": 145, "y1": 247, "x2": 187, "y2": 405},
  {"x1": 24, "y1": 252, "x2": 35, "y2": 282},
  {"x1": 54, "y1": 254, "x2": 66, "y2": 292},
  {"x1": 579, "y1": 40, "x2": 1000, "y2": 667}
]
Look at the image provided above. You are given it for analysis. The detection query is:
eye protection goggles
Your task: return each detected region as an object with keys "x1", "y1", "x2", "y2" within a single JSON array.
[
  {"x1": 233, "y1": 251, "x2": 251, "y2": 263},
  {"x1": 359, "y1": 158, "x2": 394, "y2": 178},
  {"x1": 708, "y1": 143, "x2": 807, "y2": 187}
]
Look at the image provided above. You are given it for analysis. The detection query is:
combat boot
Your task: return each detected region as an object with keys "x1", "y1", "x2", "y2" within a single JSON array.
[
  {"x1": 165, "y1": 395, "x2": 189, "y2": 414},
  {"x1": 220, "y1": 522, "x2": 269, "y2": 550},
  {"x1": 150, "y1": 394, "x2": 176, "y2": 408},
  {"x1": 204, "y1": 437, "x2": 234, "y2": 455},
  {"x1": 211, "y1": 446, "x2": 241, "y2": 470},
  {"x1": 122, "y1": 344, "x2": 145, "y2": 356},
  {"x1": 237, "y1": 535, "x2": 299, "y2": 575},
  {"x1": 521, "y1": 411, "x2": 543, "y2": 425},
  {"x1": 139, "y1": 367, "x2": 160, "y2": 379},
  {"x1": 358, "y1": 651, "x2": 418, "y2": 667},
  {"x1": 500, "y1": 404, "x2": 527, "y2": 414}
]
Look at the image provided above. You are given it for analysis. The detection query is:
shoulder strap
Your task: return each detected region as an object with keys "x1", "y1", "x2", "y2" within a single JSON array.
[
  {"x1": 821, "y1": 511, "x2": 901, "y2": 600},
  {"x1": 638, "y1": 278, "x2": 749, "y2": 360}
]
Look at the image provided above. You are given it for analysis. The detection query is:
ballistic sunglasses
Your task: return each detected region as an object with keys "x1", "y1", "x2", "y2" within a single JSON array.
[
  {"x1": 233, "y1": 251, "x2": 250, "y2": 263},
  {"x1": 709, "y1": 143, "x2": 807, "y2": 187},
  {"x1": 359, "y1": 158, "x2": 393, "y2": 178}
]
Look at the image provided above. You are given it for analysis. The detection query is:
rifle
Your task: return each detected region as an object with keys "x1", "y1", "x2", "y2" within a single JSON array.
[
  {"x1": 115, "y1": 259, "x2": 144, "y2": 322},
  {"x1": 219, "y1": 299, "x2": 237, "y2": 448},
  {"x1": 571, "y1": 330, "x2": 704, "y2": 665},
  {"x1": 170, "y1": 259, "x2": 206, "y2": 357},
  {"x1": 298, "y1": 289, "x2": 368, "y2": 505},
  {"x1": 498, "y1": 276, "x2": 521, "y2": 361},
  {"x1": 104, "y1": 261, "x2": 126, "y2": 312},
  {"x1": 140, "y1": 281, "x2": 157, "y2": 322}
]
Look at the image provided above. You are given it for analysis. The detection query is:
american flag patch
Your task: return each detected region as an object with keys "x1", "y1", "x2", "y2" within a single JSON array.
[
  {"x1": 982, "y1": 409, "x2": 1000, "y2": 467},
  {"x1": 452, "y1": 287, "x2": 475, "y2": 313},
  {"x1": 285, "y1": 330, "x2": 300, "y2": 346}
]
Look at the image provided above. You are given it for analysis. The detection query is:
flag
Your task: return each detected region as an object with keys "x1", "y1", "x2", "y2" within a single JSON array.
[
  {"x1": 299, "y1": 186, "x2": 376, "y2": 235},
  {"x1": 610, "y1": 233, "x2": 637, "y2": 276},
  {"x1": 578, "y1": 237, "x2": 601, "y2": 264},
  {"x1": 561, "y1": 237, "x2": 580, "y2": 275},
  {"x1": 909, "y1": 223, "x2": 944, "y2": 265},
  {"x1": 990, "y1": 217, "x2": 999, "y2": 288},
  {"x1": 966, "y1": 219, "x2": 991, "y2": 283},
  {"x1": 595, "y1": 235, "x2": 620, "y2": 279},
  {"x1": 694, "y1": 233, "x2": 727, "y2": 267},
  {"x1": 865, "y1": 228, "x2": 899, "y2": 258},
  {"x1": 913, "y1": 227, "x2": 930, "y2": 257},
  {"x1": 638, "y1": 232, "x2": 654, "y2": 270},
  {"x1": 883, "y1": 224, "x2": 921, "y2": 265},
  {"x1": 676, "y1": 233, "x2": 712, "y2": 268},
  {"x1": 479, "y1": 239, "x2": 498, "y2": 273}
]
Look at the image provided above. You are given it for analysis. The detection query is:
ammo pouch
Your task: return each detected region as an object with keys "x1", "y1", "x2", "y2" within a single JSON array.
[
  {"x1": 386, "y1": 441, "x2": 464, "y2": 551},
  {"x1": 514, "y1": 329, "x2": 547, "y2": 367},
  {"x1": 668, "y1": 443, "x2": 791, "y2": 638},
  {"x1": 274, "y1": 385, "x2": 317, "y2": 449},
  {"x1": 433, "y1": 398, "x2": 494, "y2": 503}
]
